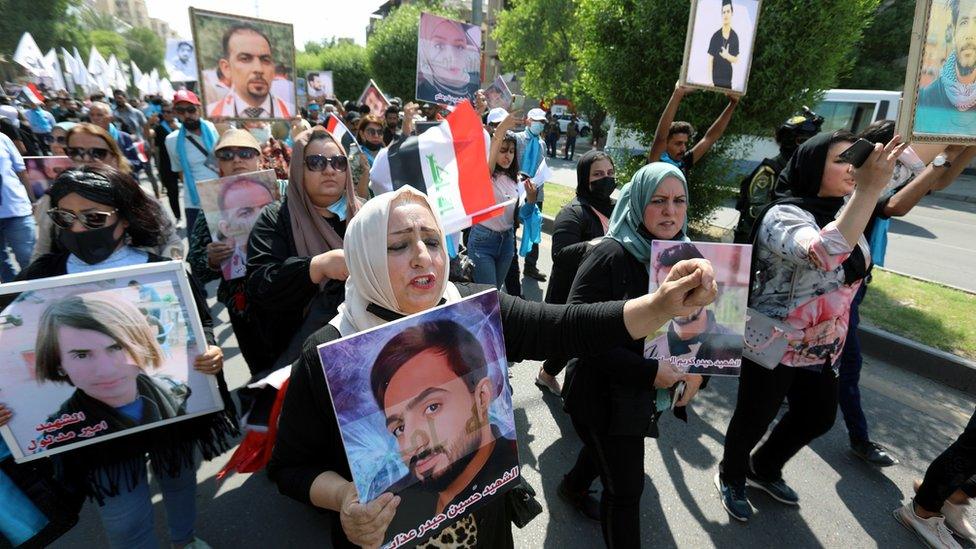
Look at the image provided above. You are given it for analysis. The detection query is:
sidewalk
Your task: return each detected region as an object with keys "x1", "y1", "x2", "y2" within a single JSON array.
[{"x1": 936, "y1": 173, "x2": 976, "y2": 203}]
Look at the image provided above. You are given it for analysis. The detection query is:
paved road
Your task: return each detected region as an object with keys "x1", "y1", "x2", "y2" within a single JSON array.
[
  {"x1": 885, "y1": 194, "x2": 976, "y2": 292},
  {"x1": 54, "y1": 233, "x2": 975, "y2": 548}
]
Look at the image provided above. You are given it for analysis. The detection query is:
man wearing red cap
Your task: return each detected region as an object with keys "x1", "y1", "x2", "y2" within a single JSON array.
[{"x1": 164, "y1": 90, "x2": 219, "y2": 230}]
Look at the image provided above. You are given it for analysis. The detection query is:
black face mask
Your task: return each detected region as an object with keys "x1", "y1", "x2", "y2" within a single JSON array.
[
  {"x1": 589, "y1": 176, "x2": 616, "y2": 199},
  {"x1": 183, "y1": 118, "x2": 201, "y2": 131},
  {"x1": 362, "y1": 141, "x2": 382, "y2": 152},
  {"x1": 59, "y1": 222, "x2": 123, "y2": 265}
]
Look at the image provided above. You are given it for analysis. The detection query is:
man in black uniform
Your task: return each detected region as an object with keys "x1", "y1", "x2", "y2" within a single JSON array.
[{"x1": 732, "y1": 107, "x2": 823, "y2": 243}]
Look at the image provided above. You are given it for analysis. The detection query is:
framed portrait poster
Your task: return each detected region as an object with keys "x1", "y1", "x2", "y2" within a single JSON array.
[
  {"x1": 644, "y1": 241, "x2": 751, "y2": 377},
  {"x1": 23, "y1": 156, "x2": 72, "y2": 199},
  {"x1": 358, "y1": 79, "x2": 391, "y2": 118},
  {"x1": 165, "y1": 39, "x2": 198, "y2": 83},
  {"x1": 306, "y1": 71, "x2": 334, "y2": 99},
  {"x1": 0, "y1": 262, "x2": 222, "y2": 463},
  {"x1": 897, "y1": 0, "x2": 976, "y2": 144},
  {"x1": 197, "y1": 169, "x2": 280, "y2": 281},
  {"x1": 189, "y1": 8, "x2": 297, "y2": 121},
  {"x1": 318, "y1": 290, "x2": 519, "y2": 547},
  {"x1": 679, "y1": 0, "x2": 762, "y2": 96},
  {"x1": 484, "y1": 75, "x2": 513, "y2": 110},
  {"x1": 415, "y1": 12, "x2": 482, "y2": 106}
]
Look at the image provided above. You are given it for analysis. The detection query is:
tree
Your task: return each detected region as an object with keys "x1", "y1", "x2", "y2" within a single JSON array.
[
  {"x1": 840, "y1": 0, "x2": 915, "y2": 90},
  {"x1": 0, "y1": 0, "x2": 83, "y2": 53},
  {"x1": 125, "y1": 27, "x2": 166, "y2": 74},
  {"x1": 575, "y1": 0, "x2": 880, "y2": 226},
  {"x1": 90, "y1": 30, "x2": 128, "y2": 63},
  {"x1": 365, "y1": 3, "x2": 459, "y2": 102},
  {"x1": 297, "y1": 41, "x2": 371, "y2": 101}
]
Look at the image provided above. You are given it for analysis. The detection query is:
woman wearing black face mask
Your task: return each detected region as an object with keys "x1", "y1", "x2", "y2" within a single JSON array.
[
  {"x1": 349, "y1": 114, "x2": 386, "y2": 199},
  {"x1": 6, "y1": 165, "x2": 238, "y2": 548},
  {"x1": 536, "y1": 150, "x2": 617, "y2": 395}
]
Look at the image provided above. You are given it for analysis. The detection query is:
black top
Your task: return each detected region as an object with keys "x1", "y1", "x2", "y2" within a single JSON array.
[
  {"x1": 707, "y1": 28, "x2": 740, "y2": 89},
  {"x1": 267, "y1": 283, "x2": 629, "y2": 548},
  {"x1": 10, "y1": 252, "x2": 238, "y2": 500},
  {"x1": 563, "y1": 238, "x2": 664, "y2": 437},
  {"x1": 544, "y1": 199, "x2": 608, "y2": 306},
  {"x1": 153, "y1": 122, "x2": 178, "y2": 182},
  {"x1": 245, "y1": 200, "x2": 345, "y2": 364}
]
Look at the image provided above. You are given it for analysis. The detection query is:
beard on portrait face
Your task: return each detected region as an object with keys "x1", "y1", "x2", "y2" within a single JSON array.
[
  {"x1": 673, "y1": 306, "x2": 705, "y2": 326},
  {"x1": 957, "y1": 42, "x2": 976, "y2": 76},
  {"x1": 409, "y1": 436, "x2": 481, "y2": 492}
]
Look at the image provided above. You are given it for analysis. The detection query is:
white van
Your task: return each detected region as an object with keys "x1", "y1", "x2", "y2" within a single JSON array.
[{"x1": 605, "y1": 89, "x2": 903, "y2": 174}]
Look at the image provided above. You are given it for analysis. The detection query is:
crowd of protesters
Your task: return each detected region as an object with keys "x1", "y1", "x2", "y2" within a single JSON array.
[{"x1": 0, "y1": 78, "x2": 973, "y2": 549}]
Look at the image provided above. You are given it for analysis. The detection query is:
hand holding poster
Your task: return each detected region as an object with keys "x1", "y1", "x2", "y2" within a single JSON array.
[
  {"x1": 23, "y1": 156, "x2": 72, "y2": 199},
  {"x1": 644, "y1": 241, "x2": 751, "y2": 376},
  {"x1": 679, "y1": 0, "x2": 762, "y2": 95},
  {"x1": 165, "y1": 39, "x2": 198, "y2": 83},
  {"x1": 416, "y1": 12, "x2": 482, "y2": 106},
  {"x1": 190, "y1": 8, "x2": 297, "y2": 120},
  {"x1": 897, "y1": 0, "x2": 976, "y2": 143},
  {"x1": 197, "y1": 169, "x2": 279, "y2": 280},
  {"x1": 319, "y1": 290, "x2": 518, "y2": 548},
  {"x1": 0, "y1": 262, "x2": 222, "y2": 462}
]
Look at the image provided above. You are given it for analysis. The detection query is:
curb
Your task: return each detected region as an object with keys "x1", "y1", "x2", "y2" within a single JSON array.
[
  {"x1": 541, "y1": 215, "x2": 975, "y2": 395},
  {"x1": 859, "y1": 325, "x2": 976, "y2": 395}
]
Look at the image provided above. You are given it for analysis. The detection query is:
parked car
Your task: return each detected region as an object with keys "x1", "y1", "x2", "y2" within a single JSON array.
[{"x1": 555, "y1": 113, "x2": 591, "y2": 137}]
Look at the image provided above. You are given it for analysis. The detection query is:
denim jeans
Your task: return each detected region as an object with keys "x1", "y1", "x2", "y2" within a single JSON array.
[
  {"x1": 838, "y1": 284, "x2": 869, "y2": 444},
  {"x1": 96, "y1": 458, "x2": 198, "y2": 548},
  {"x1": 0, "y1": 215, "x2": 37, "y2": 282},
  {"x1": 467, "y1": 224, "x2": 515, "y2": 289}
]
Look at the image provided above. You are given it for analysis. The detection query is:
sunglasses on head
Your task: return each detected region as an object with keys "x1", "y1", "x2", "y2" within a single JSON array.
[
  {"x1": 47, "y1": 207, "x2": 118, "y2": 230},
  {"x1": 215, "y1": 148, "x2": 260, "y2": 161},
  {"x1": 66, "y1": 147, "x2": 110, "y2": 161},
  {"x1": 304, "y1": 154, "x2": 348, "y2": 172},
  {"x1": 173, "y1": 105, "x2": 197, "y2": 115}
]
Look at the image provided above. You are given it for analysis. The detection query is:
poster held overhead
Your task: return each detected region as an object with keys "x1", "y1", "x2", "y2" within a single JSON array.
[
  {"x1": 896, "y1": 0, "x2": 976, "y2": 144},
  {"x1": 679, "y1": 0, "x2": 762, "y2": 96},
  {"x1": 484, "y1": 75, "x2": 513, "y2": 110},
  {"x1": 306, "y1": 71, "x2": 334, "y2": 98},
  {"x1": 189, "y1": 8, "x2": 297, "y2": 121},
  {"x1": 165, "y1": 39, "x2": 199, "y2": 83},
  {"x1": 318, "y1": 290, "x2": 519, "y2": 548},
  {"x1": 415, "y1": 12, "x2": 483, "y2": 106},
  {"x1": 0, "y1": 262, "x2": 222, "y2": 463},
  {"x1": 644, "y1": 241, "x2": 751, "y2": 377},
  {"x1": 358, "y1": 79, "x2": 391, "y2": 117}
]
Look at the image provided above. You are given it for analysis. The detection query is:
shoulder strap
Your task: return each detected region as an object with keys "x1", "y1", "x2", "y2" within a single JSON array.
[{"x1": 184, "y1": 133, "x2": 209, "y2": 157}]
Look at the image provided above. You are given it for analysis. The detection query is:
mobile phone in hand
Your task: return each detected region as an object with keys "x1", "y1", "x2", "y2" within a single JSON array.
[
  {"x1": 511, "y1": 94, "x2": 525, "y2": 111},
  {"x1": 839, "y1": 138, "x2": 876, "y2": 168}
]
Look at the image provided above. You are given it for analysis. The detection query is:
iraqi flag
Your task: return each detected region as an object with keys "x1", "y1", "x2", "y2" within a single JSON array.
[
  {"x1": 370, "y1": 101, "x2": 508, "y2": 235},
  {"x1": 17, "y1": 83, "x2": 44, "y2": 106},
  {"x1": 324, "y1": 114, "x2": 358, "y2": 152}
]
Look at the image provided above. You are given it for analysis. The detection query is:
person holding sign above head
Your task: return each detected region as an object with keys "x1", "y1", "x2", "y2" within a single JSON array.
[
  {"x1": 915, "y1": 0, "x2": 976, "y2": 134},
  {"x1": 647, "y1": 83, "x2": 738, "y2": 180},
  {"x1": 267, "y1": 185, "x2": 718, "y2": 548},
  {"x1": 708, "y1": 0, "x2": 740, "y2": 89},
  {"x1": 207, "y1": 24, "x2": 294, "y2": 119},
  {"x1": 558, "y1": 163, "x2": 706, "y2": 545}
]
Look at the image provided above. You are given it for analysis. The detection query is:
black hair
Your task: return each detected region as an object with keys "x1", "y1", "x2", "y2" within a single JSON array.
[
  {"x1": 857, "y1": 119, "x2": 895, "y2": 145},
  {"x1": 668, "y1": 121, "x2": 695, "y2": 140},
  {"x1": 657, "y1": 242, "x2": 705, "y2": 268},
  {"x1": 951, "y1": 0, "x2": 959, "y2": 26},
  {"x1": 51, "y1": 165, "x2": 165, "y2": 248},
  {"x1": 722, "y1": 0, "x2": 733, "y2": 10},
  {"x1": 494, "y1": 132, "x2": 520, "y2": 181},
  {"x1": 221, "y1": 23, "x2": 273, "y2": 59},
  {"x1": 177, "y1": 41, "x2": 193, "y2": 50},
  {"x1": 829, "y1": 129, "x2": 857, "y2": 147},
  {"x1": 370, "y1": 320, "x2": 487, "y2": 409},
  {"x1": 385, "y1": 105, "x2": 400, "y2": 115}
]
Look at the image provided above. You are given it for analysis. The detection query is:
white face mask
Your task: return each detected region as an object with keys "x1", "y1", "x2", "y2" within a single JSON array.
[{"x1": 249, "y1": 126, "x2": 271, "y2": 145}]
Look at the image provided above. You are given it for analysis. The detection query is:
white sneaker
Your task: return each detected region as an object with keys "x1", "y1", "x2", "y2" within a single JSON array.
[
  {"x1": 943, "y1": 500, "x2": 976, "y2": 543},
  {"x1": 894, "y1": 500, "x2": 963, "y2": 549}
]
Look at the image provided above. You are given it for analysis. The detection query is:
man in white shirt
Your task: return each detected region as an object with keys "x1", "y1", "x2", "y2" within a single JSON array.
[
  {"x1": 0, "y1": 132, "x2": 36, "y2": 281},
  {"x1": 207, "y1": 24, "x2": 294, "y2": 119},
  {"x1": 165, "y1": 90, "x2": 219, "y2": 231}
]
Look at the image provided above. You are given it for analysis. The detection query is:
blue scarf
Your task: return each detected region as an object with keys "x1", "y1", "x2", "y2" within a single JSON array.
[
  {"x1": 175, "y1": 121, "x2": 218, "y2": 207},
  {"x1": 160, "y1": 119, "x2": 178, "y2": 134},
  {"x1": 520, "y1": 128, "x2": 542, "y2": 179},
  {"x1": 108, "y1": 122, "x2": 121, "y2": 144},
  {"x1": 660, "y1": 152, "x2": 684, "y2": 169}
]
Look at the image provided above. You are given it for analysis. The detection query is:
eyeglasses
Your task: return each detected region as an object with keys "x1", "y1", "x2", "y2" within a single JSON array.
[
  {"x1": 215, "y1": 148, "x2": 260, "y2": 161},
  {"x1": 173, "y1": 105, "x2": 197, "y2": 115},
  {"x1": 363, "y1": 128, "x2": 384, "y2": 137},
  {"x1": 66, "y1": 147, "x2": 111, "y2": 161},
  {"x1": 47, "y1": 208, "x2": 118, "y2": 230},
  {"x1": 304, "y1": 154, "x2": 348, "y2": 172}
]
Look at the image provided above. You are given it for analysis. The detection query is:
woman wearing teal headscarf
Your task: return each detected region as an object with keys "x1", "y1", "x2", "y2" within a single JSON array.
[{"x1": 560, "y1": 162, "x2": 706, "y2": 547}]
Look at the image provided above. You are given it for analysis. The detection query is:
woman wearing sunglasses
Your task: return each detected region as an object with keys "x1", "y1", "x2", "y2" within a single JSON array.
[
  {"x1": 246, "y1": 127, "x2": 361, "y2": 373},
  {"x1": 349, "y1": 114, "x2": 386, "y2": 199},
  {"x1": 31, "y1": 123, "x2": 183, "y2": 263},
  {"x1": 49, "y1": 121, "x2": 76, "y2": 157},
  {"x1": 5, "y1": 165, "x2": 237, "y2": 549}
]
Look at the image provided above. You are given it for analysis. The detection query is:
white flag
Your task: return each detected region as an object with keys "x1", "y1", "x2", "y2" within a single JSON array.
[
  {"x1": 106, "y1": 55, "x2": 120, "y2": 91},
  {"x1": 43, "y1": 49, "x2": 67, "y2": 92},
  {"x1": 88, "y1": 46, "x2": 110, "y2": 92},
  {"x1": 149, "y1": 69, "x2": 160, "y2": 95},
  {"x1": 159, "y1": 79, "x2": 175, "y2": 101},
  {"x1": 13, "y1": 33, "x2": 47, "y2": 77}
]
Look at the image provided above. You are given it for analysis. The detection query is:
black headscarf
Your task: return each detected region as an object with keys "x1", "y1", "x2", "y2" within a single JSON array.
[
  {"x1": 49, "y1": 168, "x2": 117, "y2": 207},
  {"x1": 575, "y1": 150, "x2": 615, "y2": 217},
  {"x1": 750, "y1": 132, "x2": 869, "y2": 284}
]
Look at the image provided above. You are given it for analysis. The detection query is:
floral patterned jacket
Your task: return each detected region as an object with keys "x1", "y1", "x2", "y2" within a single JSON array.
[{"x1": 751, "y1": 204, "x2": 871, "y2": 370}]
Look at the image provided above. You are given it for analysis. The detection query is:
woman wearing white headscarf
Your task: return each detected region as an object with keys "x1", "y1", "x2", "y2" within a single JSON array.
[{"x1": 267, "y1": 186, "x2": 717, "y2": 548}]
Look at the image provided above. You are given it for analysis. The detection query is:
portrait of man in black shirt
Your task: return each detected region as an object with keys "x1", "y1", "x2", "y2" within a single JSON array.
[{"x1": 707, "y1": 0, "x2": 740, "y2": 89}]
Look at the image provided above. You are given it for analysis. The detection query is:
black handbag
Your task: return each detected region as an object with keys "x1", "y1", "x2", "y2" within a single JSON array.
[{"x1": 505, "y1": 477, "x2": 543, "y2": 529}]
